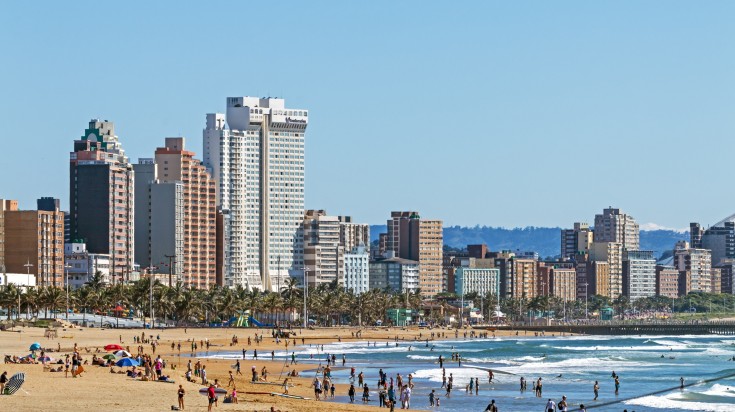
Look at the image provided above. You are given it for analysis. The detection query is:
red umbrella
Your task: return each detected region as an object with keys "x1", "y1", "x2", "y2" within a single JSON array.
[
  {"x1": 104, "y1": 344, "x2": 124, "y2": 351},
  {"x1": 114, "y1": 305, "x2": 125, "y2": 312}
]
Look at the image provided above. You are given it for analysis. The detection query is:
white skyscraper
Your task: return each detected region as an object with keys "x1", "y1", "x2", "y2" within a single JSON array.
[{"x1": 203, "y1": 97, "x2": 307, "y2": 290}]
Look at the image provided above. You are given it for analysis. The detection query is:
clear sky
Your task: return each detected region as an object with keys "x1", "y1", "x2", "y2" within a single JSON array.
[{"x1": 1, "y1": 1, "x2": 734, "y2": 229}]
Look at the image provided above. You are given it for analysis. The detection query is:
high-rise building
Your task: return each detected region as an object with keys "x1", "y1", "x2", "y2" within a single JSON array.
[
  {"x1": 339, "y1": 216, "x2": 370, "y2": 253},
  {"x1": 711, "y1": 267, "x2": 722, "y2": 294},
  {"x1": 4, "y1": 199, "x2": 65, "y2": 287},
  {"x1": 368, "y1": 255, "x2": 419, "y2": 293},
  {"x1": 715, "y1": 261, "x2": 735, "y2": 295},
  {"x1": 155, "y1": 138, "x2": 217, "y2": 288},
  {"x1": 509, "y1": 258, "x2": 537, "y2": 300},
  {"x1": 303, "y1": 210, "x2": 344, "y2": 287},
  {"x1": 591, "y1": 241, "x2": 623, "y2": 298},
  {"x1": 386, "y1": 211, "x2": 443, "y2": 296},
  {"x1": 0, "y1": 199, "x2": 19, "y2": 271},
  {"x1": 690, "y1": 217, "x2": 735, "y2": 266},
  {"x1": 561, "y1": 222, "x2": 593, "y2": 260},
  {"x1": 70, "y1": 120, "x2": 134, "y2": 281},
  {"x1": 455, "y1": 267, "x2": 500, "y2": 297},
  {"x1": 203, "y1": 97, "x2": 306, "y2": 290},
  {"x1": 674, "y1": 241, "x2": 712, "y2": 295},
  {"x1": 344, "y1": 245, "x2": 370, "y2": 294},
  {"x1": 594, "y1": 207, "x2": 639, "y2": 250},
  {"x1": 623, "y1": 250, "x2": 656, "y2": 300},
  {"x1": 133, "y1": 159, "x2": 184, "y2": 285},
  {"x1": 537, "y1": 263, "x2": 576, "y2": 301},
  {"x1": 588, "y1": 261, "x2": 611, "y2": 297},
  {"x1": 655, "y1": 264, "x2": 679, "y2": 298}
]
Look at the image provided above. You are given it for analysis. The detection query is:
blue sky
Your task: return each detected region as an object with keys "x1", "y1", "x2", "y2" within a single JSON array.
[{"x1": 1, "y1": 1, "x2": 734, "y2": 229}]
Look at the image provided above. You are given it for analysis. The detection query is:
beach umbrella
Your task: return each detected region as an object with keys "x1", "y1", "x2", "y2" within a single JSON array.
[
  {"x1": 115, "y1": 358, "x2": 140, "y2": 367},
  {"x1": 114, "y1": 350, "x2": 132, "y2": 358},
  {"x1": 38, "y1": 356, "x2": 54, "y2": 362},
  {"x1": 102, "y1": 354, "x2": 116, "y2": 360},
  {"x1": 29, "y1": 343, "x2": 41, "y2": 351},
  {"x1": 104, "y1": 344, "x2": 124, "y2": 351},
  {"x1": 4, "y1": 372, "x2": 25, "y2": 395}
]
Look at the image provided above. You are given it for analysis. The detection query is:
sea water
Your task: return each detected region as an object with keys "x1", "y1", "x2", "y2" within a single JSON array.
[{"x1": 198, "y1": 334, "x2": 735, "y2": 411}]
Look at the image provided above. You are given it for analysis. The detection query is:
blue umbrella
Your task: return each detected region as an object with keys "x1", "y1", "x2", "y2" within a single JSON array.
[
  {"x1": 29, "y1": 343, "x2": 41, "y2": 351},
  {"x1": 116, "y1": 358, "x2": 140, "y2": 367}
]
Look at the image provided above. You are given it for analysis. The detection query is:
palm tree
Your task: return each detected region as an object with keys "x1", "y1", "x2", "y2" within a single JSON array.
[{"x1": 0, "y1": 284, "x2": 21, "y2": 320}]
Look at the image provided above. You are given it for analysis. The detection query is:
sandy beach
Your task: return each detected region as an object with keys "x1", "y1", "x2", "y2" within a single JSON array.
[{"x1": 0, "y1": 323, "x2": 528, "y2": 411}]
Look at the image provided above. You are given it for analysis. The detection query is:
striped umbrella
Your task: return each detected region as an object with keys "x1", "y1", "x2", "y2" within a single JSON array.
[{"x1": 5, "y1": 372, "x2": 25, "y2": 395}]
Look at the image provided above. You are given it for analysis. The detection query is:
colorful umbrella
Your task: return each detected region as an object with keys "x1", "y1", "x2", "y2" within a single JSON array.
[
  {"x1": 4, "y1": 372, "x2": 25, "y2": 395},
  {"x1": 102, "y1": 354, "x2": 117, "y2": 360},
  {"x1": 29, "y1": 343, "x2": 41, "y2": 351},
  {"x1": 115, "y1": 358, "x2": 140, "y2": 367},
  {"x1": 104, "y1": 344, "x2": 124, "y2": 351},
  {"x1": 114, "y1": 350, "x2": 131, "y2": 358},
  {"x1": 38, "y1": 356, "x2": 54, "y2": 362}
]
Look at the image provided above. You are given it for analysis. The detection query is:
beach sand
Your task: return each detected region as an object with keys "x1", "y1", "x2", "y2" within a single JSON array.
[{"x1": 0, "y1": 323, "x2": 523, "y2": 411}]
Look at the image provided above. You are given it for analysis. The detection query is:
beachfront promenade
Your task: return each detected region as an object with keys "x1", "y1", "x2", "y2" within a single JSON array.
[{"x1": 488, "y1": 320, "x2": 735, "y2": 335}]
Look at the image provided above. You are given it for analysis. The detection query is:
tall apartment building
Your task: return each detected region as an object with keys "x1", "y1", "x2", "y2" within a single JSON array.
[
  {"x1": 303, "y1": 210, "x2": 344, "y2": 287},
  {"x1": 155, "y1": 138, "x2": 217, "y2": 288},
  {"x1": 203, "y1": 97, "x2": 306, "y2": 290},
  {"x1": 4, "y1": 199, "x2": 65, "y2": 287},
  {"x1": 623, "y1": 250, "x2": 656, "y2": 300},
  {"x1": 339, "y1": 216, "x2": 370, "y2": 252},
  {"x1": 386, "y1": 211, "x2": 443, "y2": 296},
  {"x1": 344, "y1": 245, "x2": 370, "y2": 294},
  {"x1": 655, "y1": 264, "x2": 679, "y2": 298},
  {"x1": 368, "y1": 255, "x2": 420, "y2": 292},
  {"x1": 560, "y1": 222, "x2": 593, "y2": 260},
  {"x1": 715, "y1": 262, "x2": 735, "y2": 294},
  {"x1": 674, "y1": 241, "x2": 712, "y2": 295},
  {"x1": 70, "y1": 120, "x2": 134, "y2": 281},
  {"x1": 690, "y1": 217, "x2": 735, "y2": 266},
  {"x1": 455, "y1": 267, "x2": 500, "y2": 297},
  {"x1": 509, "y1": 258, "x2": 537, "y2": 300},
  {"x1": 0, "y1": 199, "x2": 19, "y2": 271},
  {"x1": 133, "y1": 159, "x2": 184, "y2": 285},
  {"x1": 537, "y1": 263, "x2": 576, "y2": 301},
  {"x1": 588, "y1": 261, "x2": 611, "y2": 297},
  {"x1": 711, "y1": 268, "x2": 722, "y2": 294},
  {"x1": 590, "y1": 241, "x2": 623, "y2": 298},
  {"x1": 594, "y1": 207, "x2": 639, "y2": 250}
]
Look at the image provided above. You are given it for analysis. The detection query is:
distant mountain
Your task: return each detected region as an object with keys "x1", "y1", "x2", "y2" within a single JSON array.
[{"x1": 369, "y1": 225, "x2": 688, "y2": 259}]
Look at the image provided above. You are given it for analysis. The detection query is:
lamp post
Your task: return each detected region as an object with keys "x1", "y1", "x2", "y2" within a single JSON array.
[
  {"x1": 583, "y1": 283, "x2": 589, "y2": 319},
  {"x1": 23, "y1": 260, "x2": 34, "y2": 319},
  {"x1": 145, "y1": 266, "x2": 157, "y2": 328},
  {"x1": 64, "y1": 263, "x2": 72, "y2": 320},
  {"x1": 302, "y1": 266, "x2": 311, "y2": 328}
]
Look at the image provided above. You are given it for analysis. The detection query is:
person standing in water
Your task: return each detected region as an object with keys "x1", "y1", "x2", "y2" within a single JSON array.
[
  {"x1": 593, "y1": 381, "x2": 599, "y2": 400},
  {"x1": 614, "y1": 376, "x2": 620, "y2": 394}
]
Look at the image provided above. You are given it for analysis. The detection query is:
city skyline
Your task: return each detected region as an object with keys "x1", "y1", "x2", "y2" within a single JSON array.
[{"x1": 2, "y1": 2, "x2": 735, "y2": 228}]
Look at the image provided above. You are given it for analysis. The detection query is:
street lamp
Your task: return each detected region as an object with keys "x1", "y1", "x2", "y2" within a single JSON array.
[
  {"x1": 64, "y1": 263, "x2": 73, "y2": 320},
  {"x1": 301, "y1": 266, "x2": 311, "y2": 328},
  {"x1": 583, "y1": 283, "x2": 589, "y2": 320},
  {"x1": 145, "y1": 266, "x2": 158, "y2": 328},
  {"x1": 23, "y1": 260, "x2": 34, "y2": 319}
]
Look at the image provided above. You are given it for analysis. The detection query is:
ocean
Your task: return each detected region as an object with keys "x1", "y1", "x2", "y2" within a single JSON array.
[{"x1": 199, "y1": 334, "x2": 735, "y2": 411}]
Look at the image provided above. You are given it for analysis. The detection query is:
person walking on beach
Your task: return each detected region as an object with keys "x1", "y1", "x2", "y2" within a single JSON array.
[
  {"x1": 362, "y1": 383, "x2": 370, "y2": 403},
  {"x1": 488, "y1": 370, "x2": 494, "y2": 383},
  {"x1": 545, "y1": 398, "x2": 556, "y2": 412},
  {"x1": 680, "y1": 376, "x2": 685, "y2": 389},
  {"x1": 593, "y1": 381, "x2": 599, "y2": 400},
  {"x1": 228, "y1": 370, "x2": 235, "y2": 387},
  {"x1": 235, "y1": 360, "x2": 242, "y2": 376},
  {"x1": 469, "y1": 377, "x2": 474, "y2": 393},
  {"x1": 207, "y1": 383, "x2": 216, "y2": 412},
  {"x1": 348, "y1": 384, "x2": 356, "y2": 402},
  {"x1": 475, "y1": 377, "x2": 479, "y2": 394},
  {"x1": 429, "y1": 389, "x2": 436, "y2": 406},
  {"x1": 177, "y1": 384, "x2": 185, "y2": 410},
  {"x1": 282, "y1": 378, "x2": 289, "y2": 395},
  {"x1": 291, "y1": 352, "x2": 297, "y2": 365},
  {"x1": 0, "y1": 371, "x2": 7, "y2": 395},
  {"x1": 439, "y1": 355, "x2": 443, "y2": 368}
]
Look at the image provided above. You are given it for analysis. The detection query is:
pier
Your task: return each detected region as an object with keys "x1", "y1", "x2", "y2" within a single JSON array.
[{"x1": 486, "y1": 321, "x2": 735, "y2": 335}]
